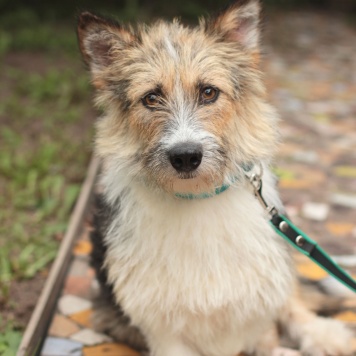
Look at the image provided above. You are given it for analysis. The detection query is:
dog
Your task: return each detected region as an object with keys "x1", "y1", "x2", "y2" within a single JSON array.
[{"x1": 77, "y1": 1, "x2": 353, "y2": 355}]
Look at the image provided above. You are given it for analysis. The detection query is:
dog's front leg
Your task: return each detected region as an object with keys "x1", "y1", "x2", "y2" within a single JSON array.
[
  {"x1": 147, "y1": 331, "x2": 200, "y2": 356},
  {"x1": 279, "y1": 294, "x2": 353, "y2": 356}
]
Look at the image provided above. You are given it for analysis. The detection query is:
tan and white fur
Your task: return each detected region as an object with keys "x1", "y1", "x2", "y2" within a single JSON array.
[{"x1": 77, "y1": 1, "x2": 352, "y2": 355}]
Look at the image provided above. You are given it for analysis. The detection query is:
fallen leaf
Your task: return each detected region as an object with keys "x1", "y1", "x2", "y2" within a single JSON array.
[
  {"x1": 334, "y1": 311, "x2": 356, "y2": 323},
  {"x1": 326, "y1": 222, "x2": 354, "y2": 236},
  {"x1": 296, "y1": 262, "x2": 328, "y2": 281},
  {"x1": 83, "y1": 343, "x2": 140, "y2": 356},
  {"x1": 333, "y1": 166, "x2": 356, "y2": 178},
  {"x1": 73, "y1": 240, "x2": 92, "y2": 256},
  {"x1": 70, "y1": 309, "x2": 93, "y2": 328}
]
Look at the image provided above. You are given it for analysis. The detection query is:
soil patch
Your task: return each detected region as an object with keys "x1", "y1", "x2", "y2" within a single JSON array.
[{"x1": 1, "y1": 272, "x2": 47, "y2": 330}]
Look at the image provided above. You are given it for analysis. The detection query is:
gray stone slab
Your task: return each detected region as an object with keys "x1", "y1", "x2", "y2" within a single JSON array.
[
  {"x1": 302, "y1": 202, "x2": 329, "y2": 221},
  {"x1": 319, "y1": 275, "x2": 356, "y2": 298},
  {"x1": 330, "y1": 193, "x2": 356, "y2": 209},
  {"x1": 41, "y1": 337, "x2": 82, "y2": 356}
]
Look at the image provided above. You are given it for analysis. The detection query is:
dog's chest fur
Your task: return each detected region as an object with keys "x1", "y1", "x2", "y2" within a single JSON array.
[{"x1": 103, "y1": 178, "x2": 294, "y2": 354}]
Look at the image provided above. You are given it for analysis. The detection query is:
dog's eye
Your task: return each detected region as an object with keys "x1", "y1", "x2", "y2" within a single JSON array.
[
  {"x1": 142, "y1": 93, "x2": 159, "y2": 107},
  {"x1": 200, "y1": 86, "x2": 219, "y2": 104}
]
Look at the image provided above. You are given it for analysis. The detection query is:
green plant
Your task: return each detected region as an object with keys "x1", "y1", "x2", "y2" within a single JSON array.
[{"x1": 0, "y1": 319, "x2": 22, "y2": 356}]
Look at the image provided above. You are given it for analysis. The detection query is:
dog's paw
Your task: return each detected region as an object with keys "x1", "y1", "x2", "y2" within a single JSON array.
[
  {"x1": 253, "y1": 327, "x2": 280, "y2": 356},
  {"x1": 272, "y1": 347, "x2": 301, "y2": 356},
  {"x1": 300, "y1": 317, "x2": 353, "y2": 356}
]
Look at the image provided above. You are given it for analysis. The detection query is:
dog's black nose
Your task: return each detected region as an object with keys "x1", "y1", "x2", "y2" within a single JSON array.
[{"x1": 169, "y1": 142, "x2": 203, "y2": 173}]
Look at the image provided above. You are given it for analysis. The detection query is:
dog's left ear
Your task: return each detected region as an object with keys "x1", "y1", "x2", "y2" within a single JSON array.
[{"x1": 207, "y1": 0, "x2": 261, "y2": 51}]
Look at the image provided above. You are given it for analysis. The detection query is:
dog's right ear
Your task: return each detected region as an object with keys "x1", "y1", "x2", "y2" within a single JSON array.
[{"x1": 77, "y1": 12, "x2": 135, "y2": 72}]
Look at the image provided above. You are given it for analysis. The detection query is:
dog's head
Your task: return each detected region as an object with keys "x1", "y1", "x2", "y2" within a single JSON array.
[{"x1": 78, "y1": 0, "x2": 278, "y2": 196}]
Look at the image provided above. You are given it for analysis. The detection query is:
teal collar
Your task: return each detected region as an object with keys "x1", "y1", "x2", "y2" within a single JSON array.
[
  {"x1": 174, "y1": 162, "x2": 254, "y2": 200},
  {"x1": 175, "y1": 183, "x2": 231, "y2": 200}
]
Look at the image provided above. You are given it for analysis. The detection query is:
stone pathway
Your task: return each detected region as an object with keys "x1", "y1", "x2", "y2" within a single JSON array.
[
  {"x1": 40, "y1": 10, "x2": 356, "y2": 356},
  {"x1": 264, "y1": 11, "x2": 356, "y2": 271}
]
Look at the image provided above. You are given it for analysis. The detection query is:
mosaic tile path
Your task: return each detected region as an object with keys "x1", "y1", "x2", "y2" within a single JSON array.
[{"x1": 40, "y1": 11, "x2": 356, "y2": 356}]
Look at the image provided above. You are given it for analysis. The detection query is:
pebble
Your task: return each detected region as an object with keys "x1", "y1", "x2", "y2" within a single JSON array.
[
  {"x1": 70, "y1": 329, "x2": 112, "y2": 346},
  {"x1": 58, "y1": 295, "x2": 92, "y2": 316},
  {"x1": 319, "y1": 275, "x2": 356, "y2": 298},
  {"x1": 330, "y1": 255, "x2": 356, "y2": 268},
  {"x1": 353, "y1": 227, "x2": 356, "y2": 238},
  {"x1": 301, "y1": 202, "x2": 329, "y2": 221},
  {"x1": 284, "y1": 205, "x2": 299, "y2": 219},
  {"x1": 291, "y1": 150, "x2": 319, "y2": 164},
  {"x1": 63, "y1": 275, "x2": 93, "y2": 298},
  {"x1": 307, "y1": 101, "x2": 332, "y2": 114},
  {"x1": 330, "y1": 193, "x2": 356, "y2": 209},
  {"x1": 283, "y1": 97, "x2": 304, "y2": 113},
  {"x1": 68, "y1": 258, "x2": 91, "y2": 277}
]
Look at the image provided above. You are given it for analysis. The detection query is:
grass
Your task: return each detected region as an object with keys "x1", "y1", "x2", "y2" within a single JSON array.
[
  {"x1": 0, "y1": 321, "x2": 22, "y2": 356},
  {"x1": 0, "y1": 7, "x2": 80, "y2": 56},
  {"x1": 0, "y1": 9, "x2": 94, "y2": 350},
  {"x1": 0, "y1": 64, "x2": 92, "y2": 296}
]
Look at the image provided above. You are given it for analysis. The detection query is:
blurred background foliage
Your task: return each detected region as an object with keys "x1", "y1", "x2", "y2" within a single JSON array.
[{"x1": 0, "y1": 0, "x2": 355, "y2": 354}]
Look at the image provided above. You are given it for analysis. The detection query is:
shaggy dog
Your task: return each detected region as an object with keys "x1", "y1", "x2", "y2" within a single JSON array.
[{"x1": 77, "y1": 1, "x2": 352, "y2": 354}]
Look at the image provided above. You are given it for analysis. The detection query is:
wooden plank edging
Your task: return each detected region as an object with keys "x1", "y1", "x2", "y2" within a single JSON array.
[{"x1": 17, "y1": 156, "x2": 100, "y2": 356}]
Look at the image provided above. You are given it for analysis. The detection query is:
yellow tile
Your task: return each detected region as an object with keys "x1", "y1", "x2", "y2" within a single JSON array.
[
  {"x1": 333, "y1": 166, "x2": 356, "y2": 178},
  {"x1": 279, "y1": 169, "x2": 325, "y2": 190},
  {"x1": 73, "y1": 240, "x2": 92, "y2": 256},
  {"x1": 296, "y1": 261, "x2": 328, "y2": 281},
  {"x1": 334, "y1": 311, "x2": 356, "y2": 323},
  {"x1": 69, "y1": 309, "x2": 93, "y2": 328},
  {"x1": 279, "y1": 179, "x2": 312, "y2": 190},
  {"x1": 83, "y1": 343, "x2": 140, "y2": 356},
  {"x1": 326, "y1": 222, "x2": 354, "y2": 237}
]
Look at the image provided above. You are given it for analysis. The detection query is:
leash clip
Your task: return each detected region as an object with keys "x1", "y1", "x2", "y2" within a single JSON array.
[{"x1": 246, "y1": 164, "x2": 278, "y2": 218}]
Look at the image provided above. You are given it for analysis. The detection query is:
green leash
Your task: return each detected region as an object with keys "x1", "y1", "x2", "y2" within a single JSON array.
[
  {"x1": 176, "y1": 163, "x2": 356, "y2": 293},
  {"x1": 248, "y1": 167, "x2": 356, "y2": 294},
  {"x1": 270, "y1": 214, "x2": 356, "y2": 293}
]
